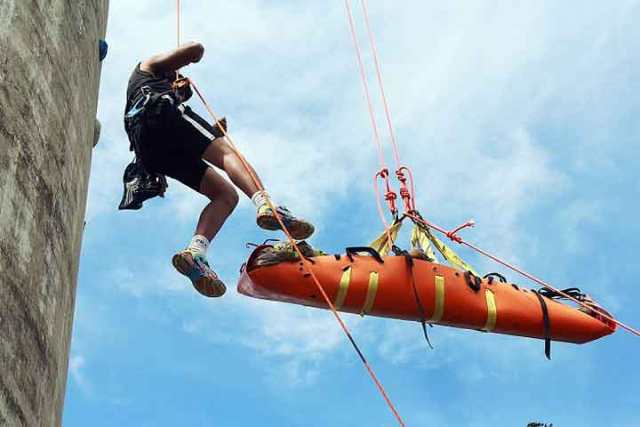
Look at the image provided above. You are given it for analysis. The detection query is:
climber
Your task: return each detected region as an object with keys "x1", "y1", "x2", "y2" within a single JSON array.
[{"x1": 123, "y1": 41, "x2": 314, "y2": 298}]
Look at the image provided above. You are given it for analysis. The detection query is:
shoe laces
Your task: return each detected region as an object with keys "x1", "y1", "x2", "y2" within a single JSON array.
[
  {"x1": 192, "y1": 255, "x2": 218, "y2": 279},
  {"x1": 275, "y1": 205, "x2": 295, "y2": 219}
]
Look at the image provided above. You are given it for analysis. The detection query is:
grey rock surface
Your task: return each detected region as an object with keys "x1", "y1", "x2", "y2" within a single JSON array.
[{"x1": 0, "y1": 1, "x2": 109, "y2": 426}]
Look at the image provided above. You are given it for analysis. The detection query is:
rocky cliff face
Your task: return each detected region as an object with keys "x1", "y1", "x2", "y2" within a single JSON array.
[{"x1": 0, "y1": 1, "x2": 109, "y2": 425}]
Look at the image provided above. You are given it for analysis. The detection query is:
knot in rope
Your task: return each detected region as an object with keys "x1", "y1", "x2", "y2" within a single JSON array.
[
  {"x1": 395, "y1": 166, "x2": 415, "y2": 212},
  {"x1": 385, "y1": 190, "x2": 398, "y2": 202},
  {"x1": 446, "y1": 219, "x2": 475, "y2": 243},
  {"x1": 376, "y1": 168, "x2": 399, "y2": 215}
]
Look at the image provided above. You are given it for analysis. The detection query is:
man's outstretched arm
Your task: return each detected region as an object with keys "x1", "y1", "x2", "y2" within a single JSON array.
[{"x1": 140, "y1": 41, "x2": 204, "y2": 75}]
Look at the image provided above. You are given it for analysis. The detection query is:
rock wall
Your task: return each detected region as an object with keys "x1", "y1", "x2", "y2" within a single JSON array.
[{"x1": 0, "y1": 1, "x2": 109, "y2": 425}]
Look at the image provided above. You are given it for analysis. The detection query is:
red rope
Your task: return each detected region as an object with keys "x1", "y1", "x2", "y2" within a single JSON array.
[
  {"x1": 344, "y1": 0, "x2": 398, "y2": 253},
  {"x1": 344, "y1": 0, "x2": 386, "y2": 172},
  {"x1": 395, "y1": 167, "x2": 416, "y2": 213},
  {"x1": 356, "y1": 0, "x2": 417, "y2": 216},
  {"x1": 399, "y1": 166, "x2": 417, "y2": 212},
  {"x1": 407, "y1": 212, "x2": 640, "y2": 337},
  {"x1": 360, "y1": 0, "x2": 402, "y2": 170},
  {"x1": 373, "y1": 171, "x2": 394, "y2": 229}
]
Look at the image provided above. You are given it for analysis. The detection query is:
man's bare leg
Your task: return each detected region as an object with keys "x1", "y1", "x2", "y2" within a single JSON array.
[
  {"x1": 202, "y1": 137, "x2": 315, "y2": 240},
  {"x1": 202, "y1": 136, "x2": 262, "y2": 198},
  {"x1": 196, "y1": 166, "x2": 239, "y2": 239},
  {"x1": 172, "y1": 166, "x2": 238, "y2": 298}
]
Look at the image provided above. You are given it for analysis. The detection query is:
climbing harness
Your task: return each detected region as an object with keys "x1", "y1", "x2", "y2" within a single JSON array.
[{"x1": 119, "y1": 85, "x2": 175, "y2": 211}]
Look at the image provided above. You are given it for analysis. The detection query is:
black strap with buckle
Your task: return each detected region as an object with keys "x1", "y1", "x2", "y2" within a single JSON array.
[{"x1": 533, "y1": 291, "x2": 552, "y2": 360}]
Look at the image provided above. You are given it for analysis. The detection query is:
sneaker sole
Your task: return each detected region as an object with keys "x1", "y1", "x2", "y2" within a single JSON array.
[
  {"x1": 257, "y1": 215, "x2": 315, "y2": 240},
  {"x1": 172, "y1": 253, "x2": 226, "y2": 298}
]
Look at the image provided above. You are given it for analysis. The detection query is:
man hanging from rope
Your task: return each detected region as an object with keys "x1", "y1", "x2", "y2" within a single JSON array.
[{"x1": 123, "y1": 41, "x2": 315, "y2": 297}]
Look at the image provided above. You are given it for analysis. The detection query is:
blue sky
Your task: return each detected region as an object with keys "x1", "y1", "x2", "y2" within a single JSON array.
[{"x1": 64, "y1": 1, "x2": 640, "y2": 426}]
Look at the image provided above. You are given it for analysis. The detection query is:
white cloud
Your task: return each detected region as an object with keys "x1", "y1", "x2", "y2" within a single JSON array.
[
  {"x1": 178, "y1": 288, "x2": 368, "y2": 386},
  {"x1": 239, "y1": 300, "x2": 354, "y2": 357},
  {"x1": 108, "y1": 263, "x2": 187, "y2": 298},
  {"x1": 374, "y1": 318, "x2": 547, "y2": 378},
  {"x1": 554, "y1": 198, "x2": 604, "y2": 254},
  {"x1": 69, "y1": 354, "x2": 91, "y2": 395}
]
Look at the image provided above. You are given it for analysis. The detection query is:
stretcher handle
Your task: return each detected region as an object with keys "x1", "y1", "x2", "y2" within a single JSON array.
[{"x1": 345, "y1": 247, "x2": 384, "y2": 264}]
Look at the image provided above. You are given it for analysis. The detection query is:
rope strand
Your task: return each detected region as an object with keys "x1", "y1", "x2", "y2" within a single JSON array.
[
  {"x1": 177, "y1": 2, "x2": 404, "y2": 422},
  {"x1": 189, "y1": 78, "x2": 406, "y2": 427},
  {"x1": 175, "y1": 0, "x2": 182, "y2": 81},
  {"x1": 345, "y1": 0, "x2": 398, "y2": 253},
  {"x1": 176, "y1": 0, "x2": 181, "y2": 47},
  {"x1": 360, "y1": 0, "x2": 402, "y2": 169},
  {"x1": 344, "y1": 0, "x2": 386, "y2": 172},
  {"x1": 407, "y1": 212, "x2": 640, "y2": 337}
]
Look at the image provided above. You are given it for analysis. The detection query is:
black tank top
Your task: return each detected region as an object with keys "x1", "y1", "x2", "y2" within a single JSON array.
[{"x1": 125, "y1": 63, "x2": 174, "y2": 113}]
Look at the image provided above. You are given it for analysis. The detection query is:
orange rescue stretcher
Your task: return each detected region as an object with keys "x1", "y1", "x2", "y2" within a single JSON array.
[
  {"x1": 238, "y1": 221, "x2": 616, "y2": 353},
  {"x1": 239, "y1": 246, "x2": 614, "y2": 344},
  {"x1": 238, "y1": 217, "x2": 616, "y2": 358}
]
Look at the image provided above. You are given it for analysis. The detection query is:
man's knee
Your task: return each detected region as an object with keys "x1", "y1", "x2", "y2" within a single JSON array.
[
  {"x1": 218, "y1": 185, "x2": 239, "y2": 211},
  {"x1": 199, "y1": 169, "x2": 238, "y2": 207}
]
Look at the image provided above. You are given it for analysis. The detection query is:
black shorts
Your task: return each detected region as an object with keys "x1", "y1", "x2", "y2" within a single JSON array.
[{"x1": 136, "y1": 104, "x2": 217, "y2": 191}]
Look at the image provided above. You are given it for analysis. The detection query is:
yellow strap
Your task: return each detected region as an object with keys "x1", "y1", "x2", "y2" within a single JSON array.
[
  {"x1": 428, "y1": 275, "x2": 445, "y2": 323},
  {"x1": 370, "y1": 220, "x2": 403, "y2": 256},
  {"x1": 483, "y1": 289, "x2": 497, "y2": 332},
  {"x1": 334, "y1": 267, "x2": 352, "y2": 310},
  {"x1": 410, "y1": 224, "x2": 438, "y2": 261},
  {"x1": 360, "y1": 272, "x2": 379, "y2": 316},
  {"x1": 413, "y1": 223, "x2": 479, "y2": 276}
]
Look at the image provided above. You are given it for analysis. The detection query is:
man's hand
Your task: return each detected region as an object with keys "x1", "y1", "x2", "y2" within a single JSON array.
[
  {"x1": 190, "y1": 42, "x2": 204, "y2": 63},
  {"x1": 141, "y1": 42, "x2": 205, "y2": 75}
]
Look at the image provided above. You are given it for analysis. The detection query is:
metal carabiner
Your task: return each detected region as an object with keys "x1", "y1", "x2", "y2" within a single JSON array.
[{"x1": 125, "y1": 92, "x2": 151, "y2": 119}]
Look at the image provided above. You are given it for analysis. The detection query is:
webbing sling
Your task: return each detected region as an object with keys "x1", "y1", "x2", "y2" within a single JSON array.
[
  {"x1": 534, "y1": 291, "x2": 552, "y2": 359},
  {"x1": 410, "y1": 223, "x2": 437, "y2": 261},
  {"x1": 370, "y1": 220, "x2": 403, "y2": 256},
  {"x1": 401, "y1": 252, "x2": 433, "y2": 349},
  {"x1": 413, "y1": 222, "x2": 480, "y2": 276}
]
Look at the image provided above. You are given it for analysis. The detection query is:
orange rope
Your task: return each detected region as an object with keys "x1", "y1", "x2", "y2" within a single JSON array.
[
  {"x1": 175, "y1": 0, "x2": 182, "y2": 81},
  {"x1": 176, "y1": 2, "x2": 405, "y2": 421},
  {"x1": 189, "y1": 78, "x2": 406, "y2": 427},
  {"x1": 176, "y1": 0, "x2": 181, "y2": 47},
  {"x1": 176, "y1": 1, "x2": 408, "y2": 412}
]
